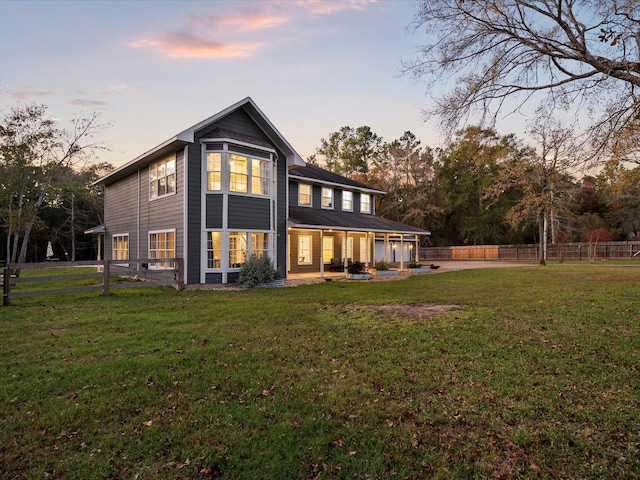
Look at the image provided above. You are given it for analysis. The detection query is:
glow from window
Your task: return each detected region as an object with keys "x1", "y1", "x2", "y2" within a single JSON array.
[
  {"x1": 299, "y1": 184, "x2": 312, "y2": 206},
  {"x1": 206, "y1": 152, "x2": 222, "y2": 191},
  {"x1": 342, "y1": 191, "x2": 353, "y2": 211}
]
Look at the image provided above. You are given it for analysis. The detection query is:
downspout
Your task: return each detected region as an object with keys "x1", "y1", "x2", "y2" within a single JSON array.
[{"x1": 137, "y1": 169, "x2": 141, "y2": 265}]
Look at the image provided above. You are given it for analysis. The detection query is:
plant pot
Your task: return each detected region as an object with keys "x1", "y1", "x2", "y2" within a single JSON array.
[
  {"x1": 374, "y1": 269, "x2": 398, "y2": 276},
  {"x1": 408, "y1": 267, "x2": 431, "y2": 273},
  {"x1": 251, "y1": 279, "x2": 285, "y2": 288},
  {"x1": 346, "y1": 273, "x2": 371, "y2": 280}
]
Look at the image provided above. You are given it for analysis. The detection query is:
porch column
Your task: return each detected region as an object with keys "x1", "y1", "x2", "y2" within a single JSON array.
[
  {"x1": 365, "y1": 232, "x2": 370, "y2": 268},
  {"x1": 343, "y1": 231, "x2": 349, "y2": 270},
  {"x1": 320, "y1": 230, "x2": 325, "y2": 278},
  {"x1": 384, "y1": 233, "x2": 389, "y2": 263},
  {"x1": 97, "y1": 233, "x2": 102, "y2": 261},
  {"x1": 400, "y1": 235, "x2": 404, "y2": 270},
  {"x1": 415, "y1": 236, "x2": 419, "y2": 263}
]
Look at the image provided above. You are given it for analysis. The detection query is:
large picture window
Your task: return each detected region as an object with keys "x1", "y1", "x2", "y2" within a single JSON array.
[
  {"x1": 149, "y1": 230, "x2": 175, "y2": 269},
  {"x1": 299, "y1": 184, "x2": 312, "y2": 206},
  {"x1": 251, "y1": 232, "x2": 269, "y2": 259},
  {"x1": 298, "y1": 235, "x2": 312, "y2": 265},
  {"x1": 323, "y1": 236, "x2": 334, "y2": 263},
  {"x1": 113, "y1": 234, "x2": 129, "y2": 261},
  {"x1": 207, "y1": 231, "x2": 222, "y2": 268},
  {"x1": 229, "y1": 231, "x2": 248, "y2": 268},
  {"x1": 150, "y1": 156, "x2": 176, "y2": 199}
]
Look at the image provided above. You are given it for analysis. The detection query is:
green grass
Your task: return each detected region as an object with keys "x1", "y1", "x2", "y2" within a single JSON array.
[{"x1": 1, "y1": 265, "x2": 639, "y2": 479}]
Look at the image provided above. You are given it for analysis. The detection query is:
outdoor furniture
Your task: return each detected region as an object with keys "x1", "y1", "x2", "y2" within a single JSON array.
[{"x1": 328, "y1": 258, "x2": 344, "y2": 272}]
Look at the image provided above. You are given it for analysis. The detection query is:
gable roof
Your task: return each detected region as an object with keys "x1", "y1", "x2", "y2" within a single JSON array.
[
  {"x1": 289, "y1": 164, "x2": 385, "y2": 194},
  {"x1": 95, "y1": 97, "x2": 305, "y2": 186},
  {"x1": 289, "y1": 207, "x2": 430, "y2": 235}
]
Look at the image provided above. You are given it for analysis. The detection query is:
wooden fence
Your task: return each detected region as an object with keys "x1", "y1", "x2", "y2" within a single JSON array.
[
  {"x1": 420, "y1": 242, "x2": 640, "y2": 261},
  {"x1": 2, "y1": 258, "x2": 184, "y2": 306}
]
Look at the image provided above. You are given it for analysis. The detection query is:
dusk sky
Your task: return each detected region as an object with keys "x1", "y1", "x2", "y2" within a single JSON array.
[{"x1": 0, "y1": 0, "x2": 454, "y2": 167}]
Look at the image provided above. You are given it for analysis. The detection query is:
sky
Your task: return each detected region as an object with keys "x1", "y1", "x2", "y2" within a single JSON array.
[{"x1": 0, "y1": 0, "x2": 450, "y2": 168}]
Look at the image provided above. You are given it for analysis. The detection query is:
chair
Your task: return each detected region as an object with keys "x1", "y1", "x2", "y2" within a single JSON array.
[{"x1": 328, "y1": 258, "x2": 344, "y2": 272}]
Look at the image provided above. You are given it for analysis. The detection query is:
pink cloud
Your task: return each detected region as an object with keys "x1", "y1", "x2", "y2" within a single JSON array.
[
  {"x1": 7, "y1": 89, "x2": 53, "y2": 100},
  {"x1": 192, "y1": 9, "x2": 290, "y2": 32},
  {"x1": 292, "y1": 0, "x2": 377, "y2": 15},
  {"x1": 132, "y1": 32, "x2": 263, "y2": 59}
]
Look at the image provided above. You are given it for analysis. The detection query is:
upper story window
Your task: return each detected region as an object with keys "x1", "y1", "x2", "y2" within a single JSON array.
[
  {"x1": 252, "y1": 158, "x2": 270, "y2": 196},
  {"x1": 322, "y1": 187, "x2": 333, "y2": 209},
  {"x1": 299, "y1": 183, "x2": 312, "y2": 206},
  {"x1": 150, "y1": 155, "x2": 176, "y2": 199},
  {"x1": 205, "y1": 149, "x2": 271, "y2": 196},
  {"x1": 360, "y1": 193, "x2": 371, "y2": 214},
  {"x1": 342, "y1": 191, "x2": 353, "y2": 211},
  {"x1": 229, "y1": 154, "x2": 249, "y2": 193},
  {"x1": 206, "y1": 152, "x2": 222, "y2": 191}
]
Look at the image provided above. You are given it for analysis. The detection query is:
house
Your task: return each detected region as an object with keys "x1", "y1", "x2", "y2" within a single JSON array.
[{"x1": 94, "y1": 97, "x2": 429, "y2": 285}]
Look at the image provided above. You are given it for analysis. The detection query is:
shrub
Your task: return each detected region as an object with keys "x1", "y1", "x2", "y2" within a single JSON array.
[
  {"x1": 238, "y1": 255, "x2": 281, "y2": 287},
  {"x1": 374, "y1": 260, "x2": 390, "y2": 271},
  {"x1": 408, "y1": 261, "x2": 423, "y2": 268},
  {"x1": 347, "y1": 260, "x2": 366, "y2": 274}
]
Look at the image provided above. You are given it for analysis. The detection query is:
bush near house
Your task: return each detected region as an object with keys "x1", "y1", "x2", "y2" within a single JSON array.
[{"x1": 238, "y1": 254, "x2": 280, "y2": 287}]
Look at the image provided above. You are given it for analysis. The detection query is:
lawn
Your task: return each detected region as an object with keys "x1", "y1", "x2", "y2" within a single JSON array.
[{"x1": 1, "y1": 265, "x2": 639, "y2": 479}]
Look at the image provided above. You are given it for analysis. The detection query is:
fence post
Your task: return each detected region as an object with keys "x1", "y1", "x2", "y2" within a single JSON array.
[
  {"x1": 175, "y1": 258, "x2": 184, "y2": 291},
  {"x1": 2, "y1": 264, "x2": 10, "y2": 307},
  {"x1": 103, "y1": 260, "x2": 110, "y2": 296}
]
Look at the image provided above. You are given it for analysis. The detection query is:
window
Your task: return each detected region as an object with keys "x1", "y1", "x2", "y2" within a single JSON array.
[
  {"x1": 298, "y1": 235, "x2": 312, "y2": 265},
  {"x1": 229, "y1": 231, "x2": 248, "y2": 268},
  {"x1": 229, "y1": 154, "x2": 248, "y2": 193},
  {"x1": 299, "y1": 183, "x2": 312, "y2": 206},
  {"x1": 206, "y1": 152, "x2": 222, "y2": 191},
  {"x1": 251, "y1": 232, "x2": 269, "y2": 259},
  {"x1": 323, "y1": 236, "x2": 334, "y2": 263},
  {"x1": 150, "y1": 156, "x2": 176, "y2": 199},
  {"x1": 113, "y1": 234, "x2": 129, "y2": 261},
  {"x1": 360, "y1": 193, "x2": 371, "y2": 214},
  {"x1": 360, "y1": 237, "x2": 369, "y2": 263},
  {"x1": 149, "y1": 230, "x2": 175, "y2": 269},
  {"x1": 251, "y1": 158, "x2": 270, "y2": 196},
  {"x1": 342, "y1": 191, "x2": 353, "y2": 211},
  {"x1": 322, "y1": 187, "x2": 333, "y2": 209},
  {"x1": 207, "y1": 232, "x2": 221, "y2": 268},
  {"x1": 346, "y1": 237, "x2": 354, "y2": 262}
]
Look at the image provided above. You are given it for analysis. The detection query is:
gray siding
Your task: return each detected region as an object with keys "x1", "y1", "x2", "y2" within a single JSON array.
[
  {"x1": 205, "y1": 195, "x2": 224, "y2": 229},
  {"x1": 186, "y1": 144, "x2": 202, "y2": 284},
  {"x1": 104, "y1": 150, "x2": 184, "y2": 262},
  {"x1": 275, "y1": 147, "x2": 287, "y2": 275},
  {"x1": 104, "y1": 175, "x2": 139, "y2": 260},
  {"x1": 228, "y1": 196, "x2": 271, "y2": 230},
  {"x1": 196, "y1": 109, "x2": 271, "y2": 143}
]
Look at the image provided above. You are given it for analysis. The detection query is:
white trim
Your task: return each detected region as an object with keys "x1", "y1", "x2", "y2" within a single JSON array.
[
  {"x1": 342, "y1": 191, "x2": 353, "y2": 212},
  {"x1": 148, "y1": 154, "x2": 177, "y2": 201},
  {"x1": 200, "y1": 137, "x2": 277, "y2": 155},
  {"x1": 289, "y1": 173, "x2": 385, "y2": 195},
  {"x1": 182, "y1": 146, "x2": 189, "y2": 284},
  {"x1": 148, "y1": 228, "x2": 176, "y2": 269},
  {"x1": 298, "y1": 235, "x2": 313, "y2": 265}
]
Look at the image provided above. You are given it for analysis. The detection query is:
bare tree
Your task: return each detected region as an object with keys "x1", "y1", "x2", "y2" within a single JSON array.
[
  {"x1": 0, "y1": 104, "x2": 107, "y2": 269},
  {"x1": 484, "y1": 119, "x2": 582, "y2": 265},
  {"x1": 406, "y1": 0, "x2": 640, "y2": 161}
]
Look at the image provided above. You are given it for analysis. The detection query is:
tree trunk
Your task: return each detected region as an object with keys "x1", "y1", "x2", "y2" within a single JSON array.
[
  {"x1": 538, "y1": 210, "x2": 546, "y2": 266},
  {"x1": 71, "y1": 194, "x2": 76, "y2": 262}
]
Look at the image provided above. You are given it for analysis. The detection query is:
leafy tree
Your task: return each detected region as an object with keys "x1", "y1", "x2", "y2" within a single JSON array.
[
  {"x1": 406, "y1": 0, "x2": 640, "y2": 160},
  {"x1": 0, "y1": 104, "x2": 106, "y2": 268},
  {"x1": 372, "y1": 131, "x2": 441, "y2": 241},
  {"x1": 436, "y1": 127, "x2": 527, "y2": 246},
  {"x1": 316, "y1": 126, "x2": 384, "y2": 178},
  {"x1": 598, "y1": 162, "x2": 640, "y2": 239}
]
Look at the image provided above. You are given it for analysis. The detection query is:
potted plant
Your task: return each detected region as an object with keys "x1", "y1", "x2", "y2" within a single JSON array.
[
  {"x1": 373, "y1": 260, "x2": 398, "y2": 276},
  {"x1": 407, "y1": 261, "x2": 431, "y2": 273},
  {"x1": 346, "y1": 260, "x2": 370, "y2": 280},
  {"x1": 238, "y1": 254, "x2": 283, "y2": 288}
]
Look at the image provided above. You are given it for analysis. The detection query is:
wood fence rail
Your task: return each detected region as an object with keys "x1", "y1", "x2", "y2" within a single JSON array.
[
  {"x1": 2, "y1": 258, "x2": 183, "y2": 306},
  {"x1": 420, "y1": 242, "x2": 640, "y2": 261}
]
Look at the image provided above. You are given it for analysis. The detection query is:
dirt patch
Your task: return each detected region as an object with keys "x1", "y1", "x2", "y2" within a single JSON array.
[{"x1": 349, "y1": 303, "x2": 461, "y2": 319}]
